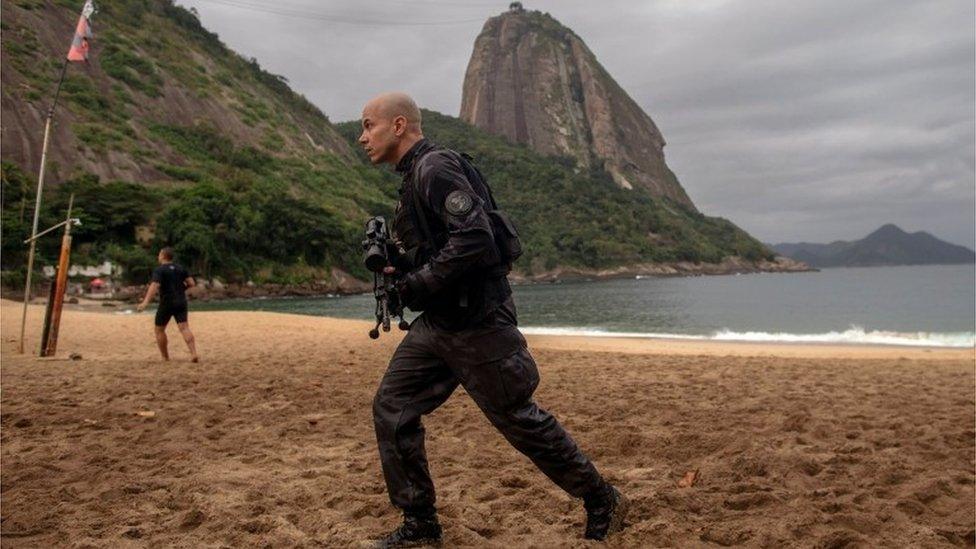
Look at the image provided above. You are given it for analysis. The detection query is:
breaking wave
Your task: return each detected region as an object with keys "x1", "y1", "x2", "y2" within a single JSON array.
[{"x1": 519, "y1": 326, "x2": 975, "y2": 348}]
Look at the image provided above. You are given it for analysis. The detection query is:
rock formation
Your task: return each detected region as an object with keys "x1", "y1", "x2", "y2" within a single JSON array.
[{"x1": 460, "y1": 7, "x2": 696, "y2": 210}]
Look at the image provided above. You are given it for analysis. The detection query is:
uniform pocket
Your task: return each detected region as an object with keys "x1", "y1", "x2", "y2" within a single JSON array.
[
  {"x1": 446, "y1": 326, "x2": 537, "y2": 411},
  {"x1": 487, "y1": 209, "x2": 523, "y2": 263},
  {"x1": 495, "y1": 348, "x2": 539, "y2": 408},
  {"x1": 459, "y1": 348, "x2": 538, "y2": 412}
]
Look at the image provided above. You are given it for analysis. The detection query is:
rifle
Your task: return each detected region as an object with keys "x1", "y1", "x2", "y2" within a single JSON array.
[{"x1": 362, "y1": 216, "x2": 409, "y2": 339}]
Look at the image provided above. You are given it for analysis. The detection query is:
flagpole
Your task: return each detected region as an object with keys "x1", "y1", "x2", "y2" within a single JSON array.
[{"x1": 18, "y1": 57, "x2": 70, "y2": 354}]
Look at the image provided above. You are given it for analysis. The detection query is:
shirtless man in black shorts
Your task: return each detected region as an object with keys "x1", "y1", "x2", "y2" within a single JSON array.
[{"x1": 137, "y1": 247, "x2": 199, "y2": 362}]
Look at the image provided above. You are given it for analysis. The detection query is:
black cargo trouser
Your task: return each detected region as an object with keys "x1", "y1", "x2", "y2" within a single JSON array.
[{"x1": 372, "y1": 298, "x2": 608, "y2": 514}]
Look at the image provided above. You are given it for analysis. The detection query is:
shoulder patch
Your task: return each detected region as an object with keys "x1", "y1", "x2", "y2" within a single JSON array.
[{"x1": 444, "y1": 190, "x2": 473, "y2": 216}]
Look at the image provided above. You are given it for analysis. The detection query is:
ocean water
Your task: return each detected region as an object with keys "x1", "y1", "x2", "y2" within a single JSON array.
[{"x1": 191, "y1": 264, "x2": 976, "y2": 348}]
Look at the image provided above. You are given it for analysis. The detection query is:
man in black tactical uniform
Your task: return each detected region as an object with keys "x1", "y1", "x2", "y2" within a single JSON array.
[{"x1": 359, "y1": 92, "x2": 628, "y2": 547}]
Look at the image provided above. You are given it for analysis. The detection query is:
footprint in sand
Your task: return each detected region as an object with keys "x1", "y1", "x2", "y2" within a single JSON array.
[
  {"x1": 816, "y1": 529, "x2": 865, "y2": 549},
  {"x1": 700, "y1": 525, "x2": 753, "y2": 546},
  {"x1": 935, "y1": 528, "x2": 976, "y2": 546},
  {"x1": 179, "y1": 509, "x2": 205, "y2": 530},
  {"x1": 795, "y1": 457, "x2": 824, "y2": 476},
  {"x1": 723, "y1": 492, "x2": 778, "y2": 511},
  {"x1": 240, "y1": 518, "x2": 274, "y2": 534},
  {"x1": 475, "y1": 489, "x2": 500, "y2": 503},
  {"x1": 499, "y1": 475, "x2": 530, "y2": 489},
  {"x1": 895, "y1": 499, "x2": 926, "y2": 517}
]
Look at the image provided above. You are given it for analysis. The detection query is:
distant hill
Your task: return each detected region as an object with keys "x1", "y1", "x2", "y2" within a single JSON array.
[{"x1": 771, "y1": 224, "x2": 976, "y2": 267}]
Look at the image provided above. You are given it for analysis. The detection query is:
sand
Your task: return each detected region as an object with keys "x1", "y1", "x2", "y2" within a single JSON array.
[{"x1": 1, "y1": 299, "x2": 973, "y2": 547}]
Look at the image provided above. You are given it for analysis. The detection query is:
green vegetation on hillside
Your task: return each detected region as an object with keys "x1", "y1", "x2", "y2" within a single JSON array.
[{"x1": 1, "y1": 159, "x2": 386, "y2": 284}]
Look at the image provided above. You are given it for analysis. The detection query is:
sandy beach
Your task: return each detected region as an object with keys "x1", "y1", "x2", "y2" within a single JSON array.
[{"x1": 1, "y1": 298, "x2": 973, "y2": 547}]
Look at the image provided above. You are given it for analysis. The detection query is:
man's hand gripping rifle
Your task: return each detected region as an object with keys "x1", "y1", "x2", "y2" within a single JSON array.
[{"x1": 362, "y1": 216, "x2": 410, "y2": 339}]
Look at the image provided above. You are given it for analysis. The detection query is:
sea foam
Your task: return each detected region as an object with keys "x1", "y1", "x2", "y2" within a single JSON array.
[{"x1": 519, "y1": 325, "x2": 975, "y2": 348}]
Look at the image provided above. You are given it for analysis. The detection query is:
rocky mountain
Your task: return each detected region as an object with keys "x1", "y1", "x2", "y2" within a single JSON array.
[
  {"x1": 460, "y1": 5, "x2": 695, "y2": 210},
  {"x1": 1, "y1": 0, "x2": 803, "y2": 290},
  {"x1": 771, "y1": 224, "x2": 975, "y2": 268}
]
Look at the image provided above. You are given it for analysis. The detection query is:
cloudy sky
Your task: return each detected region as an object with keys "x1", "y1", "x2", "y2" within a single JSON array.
[{"x1": 177, "y1": 0, "x2": 975, "y2": 247}]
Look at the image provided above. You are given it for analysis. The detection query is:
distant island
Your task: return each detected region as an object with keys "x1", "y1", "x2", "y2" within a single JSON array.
[{"x1": 770, "y1": 224, "x2": 975, "y2": 268}]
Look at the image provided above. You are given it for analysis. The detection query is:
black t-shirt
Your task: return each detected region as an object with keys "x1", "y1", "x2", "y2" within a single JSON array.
[{"x1": 151, "y1": 263, "x2": 189, "y2": 306}]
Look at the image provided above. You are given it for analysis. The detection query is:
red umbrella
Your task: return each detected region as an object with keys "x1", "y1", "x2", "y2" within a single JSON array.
[{"x1": 90, "y1": 278, "x2": 105, "y2": 288}]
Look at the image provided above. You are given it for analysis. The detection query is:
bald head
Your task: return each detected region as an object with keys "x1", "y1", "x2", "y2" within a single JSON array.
[
  {"x1": 367, "y1": 92, "x2": 422, "y2": 128},
  {"x1": 359, "y1": 92, "x2": 425, "y2": 165}
]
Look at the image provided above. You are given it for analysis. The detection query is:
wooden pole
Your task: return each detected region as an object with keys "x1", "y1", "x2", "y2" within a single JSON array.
[
  {"x1": 19, "y1": 58, "x2": 70, "y2": 354},
  {"x1": 43, "y1": 194, "x2": 74, "y2": 357},
  {"x1": 39, "y1": 267, "x2": 59, "y2": 354}
]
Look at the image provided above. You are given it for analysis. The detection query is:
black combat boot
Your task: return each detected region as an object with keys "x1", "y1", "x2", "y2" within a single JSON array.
[
  {"x1": 584, "y1": 486, "x2": 629, "y2": 541},
  {"x1": 372, "y1": 513, "x2": 443, "y2": 548}
]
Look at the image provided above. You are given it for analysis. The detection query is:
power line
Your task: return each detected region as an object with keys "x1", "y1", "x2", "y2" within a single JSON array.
[
  {"x1": 190, "y1": 0, "x2": 494, "y2": 26},
  {"x1": 333, "y1": 0, "x2": 500, "y2": 8}
]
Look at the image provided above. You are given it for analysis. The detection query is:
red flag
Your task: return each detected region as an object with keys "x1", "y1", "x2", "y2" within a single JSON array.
[{"x1": 66, "y1": 0, "x2": 95, "y2": 62}]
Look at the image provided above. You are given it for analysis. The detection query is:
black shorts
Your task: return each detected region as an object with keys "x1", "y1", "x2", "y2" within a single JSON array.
[{"x1": 155, "y1": 301, "x2": 188, "y2": 326}]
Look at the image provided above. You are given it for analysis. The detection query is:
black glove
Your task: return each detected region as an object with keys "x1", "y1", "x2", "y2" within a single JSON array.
[
  {"x1": 394, "y1": 276, "x2": 414, "y2": 308},
  {"x1": 397, "y1": 272, "x2": 430, "y2": 310}
]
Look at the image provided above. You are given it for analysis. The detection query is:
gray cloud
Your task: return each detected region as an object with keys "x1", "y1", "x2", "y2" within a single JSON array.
[{"x1": 177, "y1": 0, "x2": 975, "y2": 248}]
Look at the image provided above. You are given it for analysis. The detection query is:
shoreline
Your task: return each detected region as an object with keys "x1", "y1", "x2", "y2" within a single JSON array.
[
  {"x1": 16, "y1": 292, "x2": 974, "y2": 353},
  {"x1": 3, "y1": 299, "x2": 970, "y2": 360}
]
